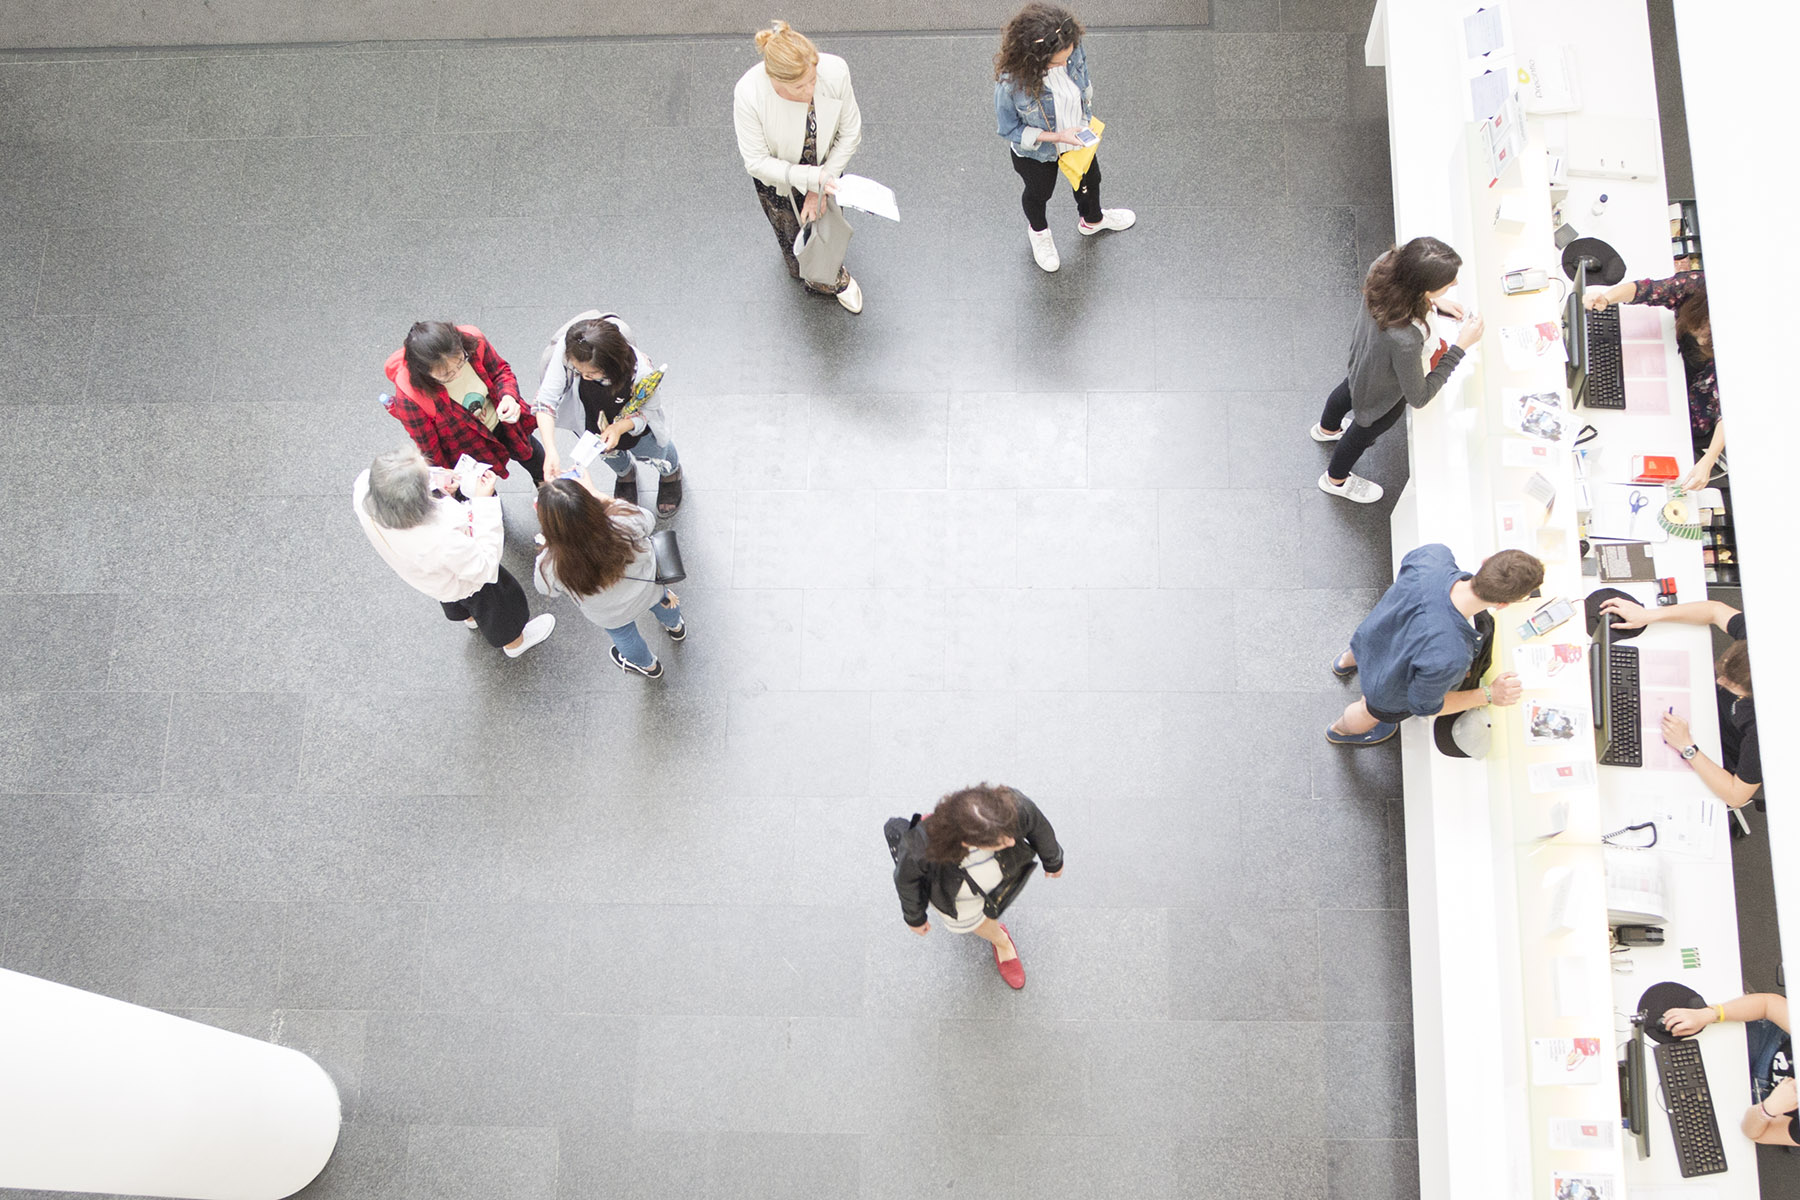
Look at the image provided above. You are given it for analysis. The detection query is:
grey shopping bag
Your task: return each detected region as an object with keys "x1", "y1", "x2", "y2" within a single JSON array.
[{"x1": 791, "y1": 194, "x2": 854, "y2": 288}]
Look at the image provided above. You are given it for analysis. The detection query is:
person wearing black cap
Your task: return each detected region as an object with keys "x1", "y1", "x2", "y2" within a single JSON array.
[
  {"x1": 1659, "y1": 991, "x2": 1796, "y2": 1147},
  {"x1": 1327, "y1": 545, "x2": 1544, "y2": 746},
  {"x1": 1598, "y1": 596, "x2": 1759, "y2": 809}
]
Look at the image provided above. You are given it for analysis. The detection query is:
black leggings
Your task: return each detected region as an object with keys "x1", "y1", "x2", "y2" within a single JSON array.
[
  {"x1": 1320, "y1": 379, "x2": 1405, "y2": 480},
  {"x1": 1011, "y1": 152, "x2": 1102, "y2": 231}
]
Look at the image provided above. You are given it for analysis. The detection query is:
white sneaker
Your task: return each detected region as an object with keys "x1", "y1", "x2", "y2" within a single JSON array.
[
  {"x1": 1027, "y1": 226, "x2": 1060, "y2": 272},
  {"x1": 1318, "y1": 472, "x2": 1383, "y2": 504},
  {"x1": 836, "y1": 275, "x2": 863, "y2": 314},
  {"x1": 503, "y1": 613, "x2": 555, "y2": 658},
  {"x1": 1309, "y1": 423, "x2": 1345, "y2": 443},
  {"x1": 1079, "y1": 208, "x2": 1136, "y2": 235}
]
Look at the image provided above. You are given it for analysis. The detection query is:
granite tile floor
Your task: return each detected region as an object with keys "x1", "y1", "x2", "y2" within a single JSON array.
[{"x1": 0, "y1": 4, "x2": 1423, "y2": 1198}]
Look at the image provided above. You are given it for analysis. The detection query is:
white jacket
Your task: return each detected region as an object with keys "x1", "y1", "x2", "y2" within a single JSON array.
[
  {"x1": 532, "y1": 311, "x2": 672, "y2": 445},
  {"x1": 353, "y1": 469, "x2": 503, "y2": 604},
  {"x1": 733, "y1": 53, "x2": 862, "y2": 198}
]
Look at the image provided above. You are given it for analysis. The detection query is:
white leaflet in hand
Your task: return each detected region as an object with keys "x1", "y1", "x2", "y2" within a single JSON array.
[
  {"x1": 452, "y1": 453, "x2": 491, "y2": 486},
  {"x1": 834, "y1": 173, "x2": 900, "y2": 221},
  {"x1": 569, "y1": 431, "x2": 605, "y2": 467}
]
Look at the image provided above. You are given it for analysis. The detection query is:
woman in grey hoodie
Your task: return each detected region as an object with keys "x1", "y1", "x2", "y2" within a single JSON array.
[{"x1": 1310, "y1": 237, "x2": 1486, "y2": 504}]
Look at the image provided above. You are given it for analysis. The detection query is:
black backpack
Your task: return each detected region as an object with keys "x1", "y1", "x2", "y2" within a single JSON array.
[{"x1": 884, "y1": 814, "x2": 920, "y2": 862}]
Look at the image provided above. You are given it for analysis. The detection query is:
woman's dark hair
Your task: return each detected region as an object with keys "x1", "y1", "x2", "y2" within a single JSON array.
[
  {"x1": 564, "y1": 318, "x2": 637, "y2": 399},
  {"x1": 1717, "y1": 639, "x2": 1751, "y2": 695},
  {"x1": 1675, "y1": 282, "x2": 1712, "y2": 361},
  {"x1": 1363, "y1": 237, "x2": 1463, "y2": 330},
  {"x1": 534, "y1": 478, "x2": 646, "y2": 598},
  {"x1": 403, "y1": 321, "x2": 479, "y2": 391},
  {"x1": 994, "y1": 4, "x2": 1084, "y2": 89},
  {"x1": 924, "y1": 784, "x2": 1021, "y2": 863}
]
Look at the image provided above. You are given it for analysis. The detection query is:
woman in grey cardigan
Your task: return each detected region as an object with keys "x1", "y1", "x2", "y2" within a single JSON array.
[
  {"x1": 1310, "y1": 237, "x2": 1486, "y2": 504},
  {"x1": 533, "y1": 469, "x2": 684, "y2": 680}
]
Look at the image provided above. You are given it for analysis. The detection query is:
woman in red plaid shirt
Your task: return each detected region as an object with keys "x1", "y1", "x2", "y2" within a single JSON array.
[{"x1": 383, "y1": 321, "x2": 551, "y2": 485}]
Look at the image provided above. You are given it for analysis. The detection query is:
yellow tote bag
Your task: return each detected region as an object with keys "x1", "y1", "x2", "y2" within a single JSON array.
[{"x1": 1057, "y1": 117, "x2": 1103, "y2": 189}]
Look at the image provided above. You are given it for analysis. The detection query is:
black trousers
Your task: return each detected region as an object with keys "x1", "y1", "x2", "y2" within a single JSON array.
[
  {"x1": 442, "y1": 566, "x2": 531, "y2": 647},
  {"x1": 1320, "y1": 378, "x2": 1405, "y2": 480},
  {"x1": 1011, "y1": 152, "x2": 1102, "y2": 231}
]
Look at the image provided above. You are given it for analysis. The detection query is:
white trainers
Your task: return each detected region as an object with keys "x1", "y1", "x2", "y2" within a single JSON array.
[
  {"x1": 1309, "y1": 423, "x2": 1345, "y2": 443},
  {"x1": 1079, "y1": 208, "x2": 1136, "y2": 235},
  {"x1": 1318, "y1": 472, "x2": 1383, "y2": 504},
  {"x1": 1027, "y1": 226, "x2": 1059, "y2": 272},
  {"x1": 503, "y1": 613, "x2": 555, "y2": 658},
  {"x1": 836, "y1": 275, "x2": 864, "y2": 314}
]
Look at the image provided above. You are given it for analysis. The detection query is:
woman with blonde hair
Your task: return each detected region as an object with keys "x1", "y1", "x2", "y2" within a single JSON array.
[{"x1": 733, "y1": 20, "x2": 865, "y2": 312}]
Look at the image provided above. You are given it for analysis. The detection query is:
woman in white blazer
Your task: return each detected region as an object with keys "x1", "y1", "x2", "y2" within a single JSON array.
[
  {"x1": 531, "y1": 311, "x2": 682, "y2": 516},
  {"x1": 733, "y1": 20, "x2": 865, "y2": 313}
]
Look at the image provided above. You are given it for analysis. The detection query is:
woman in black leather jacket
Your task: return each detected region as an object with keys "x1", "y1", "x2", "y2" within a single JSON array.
[{"x1": 892, "y1": 784, "x2": 1063, "y2": 990}]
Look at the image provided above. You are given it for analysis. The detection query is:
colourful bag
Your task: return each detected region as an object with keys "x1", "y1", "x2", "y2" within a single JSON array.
[{"x1": 1057, "y1": 117, "x2": 1104, "y2": 190}]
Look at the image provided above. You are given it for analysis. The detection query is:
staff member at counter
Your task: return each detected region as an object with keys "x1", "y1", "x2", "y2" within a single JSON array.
[
  {"x1": 1661, "y1": 990, "x2": 1797, "y2": 1147},
  {"x1": 1327, "y1": 545, "x2": 1544, "y2": 746},
  {"x1": 1585, "y1": 270, "x2": 1721, "y2": 491},
  {"x1": 1599, "y1": 597, "x2": 1759, "y2": 809}
]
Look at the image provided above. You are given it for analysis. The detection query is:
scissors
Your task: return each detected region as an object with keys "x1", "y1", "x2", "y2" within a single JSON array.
[{"x1": 1626, "y1": 489, "x2": 1651, "y2": 537}]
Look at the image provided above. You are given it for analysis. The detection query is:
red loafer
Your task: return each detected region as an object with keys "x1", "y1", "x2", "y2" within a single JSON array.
[{"x1": 993, "y1": 922, "x2": 1025, "y2": 990}]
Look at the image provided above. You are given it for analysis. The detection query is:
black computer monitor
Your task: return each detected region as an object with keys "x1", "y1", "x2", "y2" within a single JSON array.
[
  {"x1": 1564, "y1": 258, "x2": 1590, "y2": 408},
  {"x1": 1620, "y1": 1014, "x2": 1652, "y2": 1159},
  {"x1": 1591, "y1": 612, "x2": 1613, "y2": 762}
]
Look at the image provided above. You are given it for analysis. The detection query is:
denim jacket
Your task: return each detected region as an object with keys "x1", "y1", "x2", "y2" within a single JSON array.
[{"x1": 994, "y1": 43, "x2": 1093, "y2": 163}]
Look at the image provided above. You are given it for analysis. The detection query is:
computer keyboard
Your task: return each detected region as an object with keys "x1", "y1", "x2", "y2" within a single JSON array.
[
  {"x1": 1653, "y1": 1038, "x2": 1728, "y2": 1177},
  {"x1": 1586, "y1": 305, "x2": 1626, "y2": 409},
  {"x1": 1600, "y1": 643, "x2": 1642, "y2": 767}
]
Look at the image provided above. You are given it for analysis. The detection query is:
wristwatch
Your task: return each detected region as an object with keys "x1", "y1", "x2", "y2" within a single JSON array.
[{"x1": 1680, "y1": 743, "x2": 1701, "y2": 761}]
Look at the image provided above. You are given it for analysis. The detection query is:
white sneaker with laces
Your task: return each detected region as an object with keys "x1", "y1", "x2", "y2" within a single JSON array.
[
  {"x1": 1309, "y1": 423, "x2": 1345, "y2": 443},
  {"x1": 1027, "y1": 226, "x2": 1060, "y2": 272},
  {"x1": 836, "y1": 275, "x2": 864, "y2": 314},
  {"x1": 503, "y1": 613, "x2": 555, "y2": 658},
  {"x1": 1079, "y1": 208, "x2": 1136, "y2": 235},
  {"x1": 1318, "y1": 472, "x2": 1383, "y2": 504}
]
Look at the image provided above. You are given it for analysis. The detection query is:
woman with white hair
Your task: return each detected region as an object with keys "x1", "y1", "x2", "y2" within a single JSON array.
[
  {"x1": 353, "y1": 443, "x2": 554, "y2": 658},
  {"x1": 733, "y1": 19, "x2": 865, "y2": 312}
]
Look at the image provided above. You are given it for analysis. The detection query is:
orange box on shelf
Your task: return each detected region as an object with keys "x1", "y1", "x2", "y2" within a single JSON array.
[{"x1": 1632, "y1": 455, "x2": 1679, "y2": 483}]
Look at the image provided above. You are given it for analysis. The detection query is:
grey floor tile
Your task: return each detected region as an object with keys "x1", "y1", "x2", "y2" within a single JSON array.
[
  {"x1": 278, "y1": 902, "x2": 427, "y2": 1010},
  {"x1": 1086, "y1": 1019, "x2": 1326, "y2": 1138},
  {"x1": 1286, "y1": 120, "x2": 1394, "y2": 205},
  {"x1": 1211, "y1": 33, "x2": 1348, "y2": 119},
  {"x1": 1318, "y1": 906, "x2": 1412, "y2": 1020},
  {"x1": 1016, "y1": 488, "x2": 1159, "y2": 589},
  {"x1": 944, "y1": 587, "x2": 1091, "y2": 692},
  {"x1": 1086, "y1": 393, "x2": 1231, "y2": 487},
  {"x1": 867, "y1": 690, "x2": 1018, "y2": 796},
  {"x1": 187, "y1": 49, "x2": 441, "y2": 138},
  {"x1": 1172, "y1": 1138, "x2": 1327, "y2": 1199},
  {"x1": 932, "y1": 1018, "x2": 1094, "y2": 1135},
  {"x1": 1153, "y1": 299, "x2": 1298, "y2": 390},
  {"x1": 722, "y1": 691, "x2": 871, "y2": 798},
  {"x1": 0, "y1": 57, "x2": 196, "y2": 144},
  {"x1": 0, "y1": 225, "x2": 44, "y2": 318},
  {"x1": 280, "y1": 793, "x2": 510, "y2": 904},
  {"x1": 560, "y1": 1129, "x2": 861, "y2": 1200},
  {"x1": 160, "y1": 692, "x2": 307, "y2": 793},
  {"x1": 1158, "y1": 487, "x2": 1305, "y2": 588},
  {"x1": 1323, "y1": 1022, "x2": 1417, "y2": 1138},
  {"x1": 946, "y1": 392, "x2": 1087, "y2": 489},
  {"x1": 733, "y1": 489, "x2": 877, "y2": 589},
  {"x1": 0, "y1": 313, "x2": 92, "y2": 405},
  {"x1": 858, "y1": 1133, "x2": 1178, "y2": 1200},
  {"x1": 292, "y1": 1121, "x2": 409, "y2": 1200},
  {"x1": 1325, "y1": 1139, "x2": 1420, "y2": 1200},
  {"x1": 2, "y1": 898, "x2": 283, "y2": 1008},
  {"x1": 361, "y1": 1011, "x2": 635, "y2": 1126},
  {"x1": 1088, "y1": 588, "x2": 1235, "y2": 692},
  {"x1": 0, "y1": 794, "x2": 89, "y2": 899},
  {"x1": 419, "y1": 901, "x2": 571, "y2": 1013},
  {"x1": 1230, "y1": 586, "x2": 1382, "y2": 692},
  {"x1": 0, "y1": 593, "x2": 116, "y2": 690},
  {"x1": 804, "y1": 392, "x2": 948, "y2": 489},
  {"x1": 405, "y1": 1126, "x2": 558, "y2": 1200},
  {"x1": 800, "y1": 587, "x2": 947, "y2": 691},
  {"x1": 1169, "y1": 907, "x2": 1321, "y2": 1020},
  {"x1": 0, "y1": 691, "x2": 170, "y2": 794},
  {"x1": 873, "y1": 489, "x2": 1019, "y2": 588}
]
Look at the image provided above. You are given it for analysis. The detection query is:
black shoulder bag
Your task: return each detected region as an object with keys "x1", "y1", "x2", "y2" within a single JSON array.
[{"x1": 959, "y1": 856, "x2": 1038, "y2": 921}]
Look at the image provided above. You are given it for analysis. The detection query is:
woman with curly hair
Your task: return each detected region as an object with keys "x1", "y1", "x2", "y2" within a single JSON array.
[
  {"x1": 1310, "y1": 237, "x2": 1486, "y2": 503},
  {"x1": 890, "y1": 784, "x2": 1064, "y2": 990},
  {"x1": 532, "y1": 468, "x2": 685, "y2": 680},
  {"x1": 994, "y1": 4, "x2": 1134, "y2": 272}
]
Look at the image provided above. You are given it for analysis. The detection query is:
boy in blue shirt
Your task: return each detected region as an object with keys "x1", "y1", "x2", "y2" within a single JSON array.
[{"x1": 1329, "y1": 545, "x2": 1544, "y2": 746}]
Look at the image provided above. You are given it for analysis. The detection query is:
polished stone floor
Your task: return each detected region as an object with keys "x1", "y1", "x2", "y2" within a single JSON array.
[{"x1": 0, "y1": 3, "x2": 1424, "y2": 1197}]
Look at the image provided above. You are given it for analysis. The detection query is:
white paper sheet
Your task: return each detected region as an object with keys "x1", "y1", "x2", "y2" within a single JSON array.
[{"x1": 834, "y1": 173, "x2": 900, "y2": 221}]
